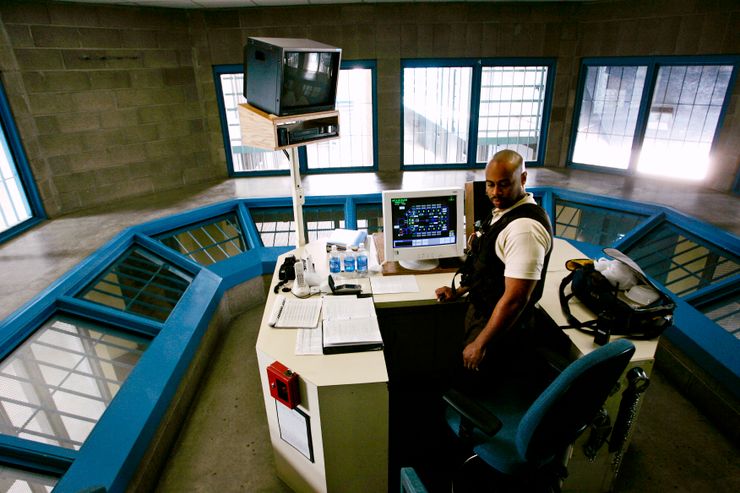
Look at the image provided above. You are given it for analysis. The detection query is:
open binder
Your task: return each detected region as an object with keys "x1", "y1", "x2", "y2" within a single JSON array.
[{"x1": 322, "y1": 296, "x2": 383, "y2": 354}]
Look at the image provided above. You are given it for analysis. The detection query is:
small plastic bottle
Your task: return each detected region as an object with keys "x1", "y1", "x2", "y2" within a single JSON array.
[
  {"x1": 343, "y1": 246, "x2": 356, "y2": 278},
  {"x1": 356, "y1": 244, "x2": 369, "y2": 278},
  {"x1": 329, "y1": 245, "x2": 341, "y2": 276}
]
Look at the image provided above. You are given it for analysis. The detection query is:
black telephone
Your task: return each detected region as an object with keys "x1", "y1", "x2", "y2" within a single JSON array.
[
  {"x1": 278, "y1": 255, "x2": 297, "y2": 282},
  {"x1": 274, "y1": 255, "x2": 297, "y2": 293}
]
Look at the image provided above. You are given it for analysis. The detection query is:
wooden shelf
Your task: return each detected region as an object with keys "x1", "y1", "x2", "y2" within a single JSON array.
[{"x1": 237, "y1": 103, "x2": 340, "y2": 151}]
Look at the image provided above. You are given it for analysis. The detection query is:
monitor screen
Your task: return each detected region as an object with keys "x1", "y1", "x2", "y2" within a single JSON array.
[
  {"x1": 281, "y1": 52, "x2": 336, "y2": 110},
  {"x1": 382, "y1": 188, "x2": 465, "y2": 271}
]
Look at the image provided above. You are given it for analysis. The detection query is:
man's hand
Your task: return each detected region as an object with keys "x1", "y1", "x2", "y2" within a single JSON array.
[
  {"x1": 463, "y1": 341, "x2": 486, "y2": 370},
  {"x1": 435, "y1": 286, "x2": 455, "y2": 302}
]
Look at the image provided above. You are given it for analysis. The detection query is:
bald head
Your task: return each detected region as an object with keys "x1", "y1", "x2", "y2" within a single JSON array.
[
  {"x1": 485, "y1": 149, "x2": 527, "y2": 210},
  {"x1": 489, "y1": 149, "x2": 525, "y2": 175}
]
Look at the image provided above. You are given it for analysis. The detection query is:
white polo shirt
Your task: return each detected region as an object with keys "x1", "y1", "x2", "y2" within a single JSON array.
[{"x1": 490, "y1": 192, "x2": 552, "y2": 281}]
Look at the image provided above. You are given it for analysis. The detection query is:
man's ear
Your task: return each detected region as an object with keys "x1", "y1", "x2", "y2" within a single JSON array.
[{"x1": 520, "y1": 170, "x2": 528, "y2": 186}]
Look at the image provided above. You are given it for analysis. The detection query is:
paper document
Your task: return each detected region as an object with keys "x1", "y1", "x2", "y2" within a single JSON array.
[
  {"x1": 268, "y1": 295, "x2": 322, "y2": 328},
  {"x1": 370, "y1": 275, "x2": 420, "y2": 294},
  {"x1": 295, "y1": 328, "x2": 323, "y2": 355},
  {"x1": 321, "y1": 296, "x2": 383, "y2": 354}
]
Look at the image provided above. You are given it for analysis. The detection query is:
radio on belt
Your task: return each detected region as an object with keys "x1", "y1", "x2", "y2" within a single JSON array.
[{"x1": 267, "y1": 361, "x2": 300, "y2": 409}]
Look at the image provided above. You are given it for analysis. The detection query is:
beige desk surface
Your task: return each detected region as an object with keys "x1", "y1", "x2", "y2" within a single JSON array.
[
  {"x1": 256, "y1": 241, "x2": 386, "y2": 389},
  {"x1": 256, "y1": 238, "x2": 658, "y2": 390},
  {"x1": 539, "y1": 239, "x2": 658, "y2": 362}
]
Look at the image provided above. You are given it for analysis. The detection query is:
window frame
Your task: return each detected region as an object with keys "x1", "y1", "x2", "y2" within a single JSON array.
[
  {"x1": 0, "y1": 80, "x2": 45, "y2": 244},
  {"x1": 400, "y1": 57, "x2": 556, "y2": 170},
  {"x1": 214, "y1": 60, "x2": 378, "y2": 177},
  {"x1": 567, "y1": 55, "x2": 740, "y2": 178}
]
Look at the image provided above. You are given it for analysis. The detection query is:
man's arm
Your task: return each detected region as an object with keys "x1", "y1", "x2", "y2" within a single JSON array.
[{"x1": 462, "y1": 276, "x2": 537, "y2": 370}]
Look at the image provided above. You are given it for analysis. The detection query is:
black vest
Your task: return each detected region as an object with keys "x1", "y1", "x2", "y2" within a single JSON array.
[{"x1": 461, "y1": 203, "x2": 554, "y2": 317}]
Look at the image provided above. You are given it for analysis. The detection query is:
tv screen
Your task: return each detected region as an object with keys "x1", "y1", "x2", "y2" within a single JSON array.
[
  {"x1": 382, "y1": 188, "x2": 465, "y2": 271},
  {"x1": 244, "y1": 38, "x2": 341, "y2": 117}
]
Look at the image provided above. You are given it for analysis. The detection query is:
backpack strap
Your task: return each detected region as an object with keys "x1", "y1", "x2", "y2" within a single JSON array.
[{"x1": 558, "y1": 268, "x2": 598, "y2": 335}]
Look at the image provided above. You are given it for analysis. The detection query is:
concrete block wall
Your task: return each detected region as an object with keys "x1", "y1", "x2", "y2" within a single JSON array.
[
  {"x1": 0, "y1": 1, "x2": 220, "y2": 217},
  {"x1": 0, "y1": 0, "x2": 738, "y2": 217}
]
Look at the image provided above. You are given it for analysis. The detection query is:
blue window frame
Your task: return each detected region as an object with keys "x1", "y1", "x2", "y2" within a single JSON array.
[
  {"x1": 214, "y1": 61, "x2": 378, "y2": 176},
  {"x1": 0, "y1": 80, "x2": 45, "y2": 243},
  {"x1": 401, "y1": 58, "x2": 555, "y2": 169},
  {"x1": 568, "y1": 56, "x2": 739, "y2": 181}
]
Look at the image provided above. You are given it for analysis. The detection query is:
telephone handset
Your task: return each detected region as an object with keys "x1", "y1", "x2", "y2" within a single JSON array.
[{"x1": 291, "y1": 260, "x2": 310, "y2": 297}]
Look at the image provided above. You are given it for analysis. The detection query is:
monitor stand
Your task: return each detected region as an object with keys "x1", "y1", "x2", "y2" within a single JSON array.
[{"x1": 399, "y1": 259, "x2": 439, "y2": 271}]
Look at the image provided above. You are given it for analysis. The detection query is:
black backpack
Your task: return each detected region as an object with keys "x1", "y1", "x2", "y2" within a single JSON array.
[{"x1": 559, "y1": 248, "x2": 675, "y2": 341}]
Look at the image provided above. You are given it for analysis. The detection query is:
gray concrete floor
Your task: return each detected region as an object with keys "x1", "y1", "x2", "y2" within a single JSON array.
[
  {"x1": 153, "y1": 305, "x2": 740, "y2": 493},
  {"x1": 1, "y1": 169, "x2": 738, "y2": 491}
]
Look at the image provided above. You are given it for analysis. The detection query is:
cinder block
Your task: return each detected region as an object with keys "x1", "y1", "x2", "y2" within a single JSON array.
[
  {"x1": 5, "y1": 25, "x2": 33, "y2": 48},
  {"x1": 14, "y1": 48, "x2": 64, "y2": 71},
  {"x1": 94, "y1": 165, "x2": 130, "y2": 187},
  {"x1": 120, "y1": 29, "x2": 158, "y2": 49},
  {"x1": 54, "y1": 171, "x2": 96, "y2": 193},
  {"x1": 71, "y1": 90, "x2": 116, "y2": 113},
  {"x1": 55, "y1": 112, "x2": 101, "y2": 134},
  {"x1": 47, "y1": 3, "x2": 99, "y2": 26},
  {"x1": 108, "y1": 143, "x2": 148, "y2": 165},
  {"x1": 89, "y1": 70, "x2": 131, "y2": 90},
  {"x1": 143, "y1": 50, "x2": 179, "y2": 69},
  {"x1": 61, "y1": 49, "x2": 107, "y2": 70},
  {"x1": 37, "y1": 132, "x2": 84, "y2": 157},
  {"x1": 79, "y1": 28, "x2": 122, "y2": 49},
  {"x1": 129, "y1": 69, "x2": 164, "y2": 88},
  {"x1": 47, "y1": 155, "x2": 71, "y2": 175},
  {"x1": 163, "y1": 67, "x2": 196, "y2": 86},
  {"x1": 23, "y1": 70, "x2": 90, "y2": 93},
  {"x1": 1, "y1": 3, "x2": 51, "y2": 24},
  {"x1": 34, "y1": 115, "x2": 60, "y2": 135},
  {"x1": 100, "y1": 109, "x2": 139, "y2": 129},
  {"x1": 156, "y1": 30, "x2": 191, "y2": 49},
  {"x1": 67, "y1": 151, "x2": 112, "y2": 172},
  {"x1": 31, "y1": 26, "x2": 80, "y2": 48},
  {"x1": 157, "y1": 120, "x2": 192, "y2": 139}
]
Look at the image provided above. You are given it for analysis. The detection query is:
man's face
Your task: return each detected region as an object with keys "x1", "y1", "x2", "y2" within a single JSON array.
[{"x1": 485, "y1": 160, "x2": 527, "y2": 210}]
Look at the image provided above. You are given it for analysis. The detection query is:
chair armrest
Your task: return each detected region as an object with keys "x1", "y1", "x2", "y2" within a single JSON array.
[{"x1": 443, "y1": 388, "x2": 502, "y2": 437}]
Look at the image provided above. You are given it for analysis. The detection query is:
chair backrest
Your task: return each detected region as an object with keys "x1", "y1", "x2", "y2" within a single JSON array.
[{"x1": 515, "y1": 338, "x2": 636, "y2": 466}]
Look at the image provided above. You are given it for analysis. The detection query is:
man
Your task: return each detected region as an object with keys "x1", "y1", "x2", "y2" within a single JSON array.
[{"x1": 435, "y1": 149, "x2": 553, "y2": 375}]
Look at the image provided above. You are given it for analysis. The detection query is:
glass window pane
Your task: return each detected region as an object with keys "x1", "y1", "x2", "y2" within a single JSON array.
[
  {"x1": 304, "y1": 205, "x2": 345, "y2": 243},
  {"x1": 697, "y1": 291, "x2": 740, "y2": 339},
  {"x1": 356, "y1": 203, "x2": 383, "y2": 235},
  {"x1": 0, "y1": 464, "x2": 57, "y2": 491},
  {"x1": 477, "y1": 65, "x2": 548, "y2": 162},
  {"x1": 572, "y1": 65, "x2": 647, "y2": 169},
  {"x1": 554, "y1": 200, "x2": 647, "y2": 246},
  {"x1": 623, "y1": 222, "x2": 740, "y2": 297},
  {"x1": 0, "y1": 124, "x2": 33, "y2": 234},
  {"x1": 77, "y1": 248, "x2": 193, "y2": 322},
  {"x1": 218, "y1": 73, "x2": 289, "y2": 173},
  {"x1": 249, "y1": 207, "x2": 296, "y2": 247},
  {"x1": 157, "y1": 213, "x2": 247, "y2": 266},
  {"x1": 637, "y1": 65, "x2": 734, "y2": 180},
  {"x1": 403, "y1": 66, "x2": 472, "y2": 165},
  {"x1": 306, "y1": 68, "x2": 374, "y2": 169},
  {"x1": 0, "y1": 315, "x2": 150, "y2": 450}
]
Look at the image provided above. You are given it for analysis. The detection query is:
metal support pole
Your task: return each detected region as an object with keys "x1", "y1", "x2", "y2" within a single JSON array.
[{"x1": 288, "y1": 146, "x2": 306, "y2": 248}]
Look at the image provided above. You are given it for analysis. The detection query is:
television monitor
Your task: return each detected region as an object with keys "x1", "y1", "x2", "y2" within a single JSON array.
[
  {"x1": 382, "y1": 187, "x2": 465, "y2": 271},
  {"x1": 244, "y1": 37, "x2": 341, "y2": 117}
]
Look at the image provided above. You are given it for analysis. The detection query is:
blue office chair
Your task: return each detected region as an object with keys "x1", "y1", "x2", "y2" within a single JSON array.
[{"x1": 443, "y1": 338, "x2": 635, "y2": 492}]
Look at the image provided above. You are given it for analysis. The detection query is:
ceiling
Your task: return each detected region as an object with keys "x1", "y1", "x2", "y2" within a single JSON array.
[{"x1": 58, "y1": 0, "x2": 580, "y2": 9}]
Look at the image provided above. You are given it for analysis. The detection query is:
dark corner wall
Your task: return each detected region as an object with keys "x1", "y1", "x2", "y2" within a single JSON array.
[{"x1": 0, "y1": 0, "x2": 738, "y2": 218}]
